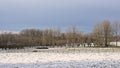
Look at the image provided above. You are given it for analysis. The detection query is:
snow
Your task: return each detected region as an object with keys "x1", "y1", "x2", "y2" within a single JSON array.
[
  {"x1": 110, "y1": 42, "x2": 120, "y2": 46},
  {"x1": 0, "y1": 52, "x2": 120, "y2": 68},
  {"x1": 0, "y1": 30, "x2": 19, "y2": 34}
]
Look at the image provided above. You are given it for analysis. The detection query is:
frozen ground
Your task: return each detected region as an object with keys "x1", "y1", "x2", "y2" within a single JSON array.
[{"x1": 0, "y1": 52, "x2": 120, "y2": 68}]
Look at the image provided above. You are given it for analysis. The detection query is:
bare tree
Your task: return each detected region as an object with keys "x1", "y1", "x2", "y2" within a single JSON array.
[
  {"x1": 92, "y1": 20, "x2": 112, "y2": 47},
  {"x1": 112, "y1": 21, "x2": 120, "y2": 46},
  {"x1": 92, "y1": 23, "x2": 104, "y2": 47},
  {"x1": 102, "y1": 20, "x2": 112, "y2": 47}
]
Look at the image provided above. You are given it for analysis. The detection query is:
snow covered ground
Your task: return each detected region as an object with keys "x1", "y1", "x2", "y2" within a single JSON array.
[
  {"x1": 110, "y1": 42, "x2": 120, "y2": 46},
  {"x1": 0, "y1": 52, "x2": 120, "y2": 68}
]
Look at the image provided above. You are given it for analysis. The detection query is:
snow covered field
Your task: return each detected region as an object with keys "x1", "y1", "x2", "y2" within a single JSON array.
[{"x1": 0, "y1": 52, "x2": 120, "y2": 68}]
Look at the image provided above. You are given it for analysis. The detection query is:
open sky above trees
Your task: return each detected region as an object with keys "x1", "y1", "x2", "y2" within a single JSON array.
[{"x1": 0, "y1": 0, "x2": 120, "y2": 33}]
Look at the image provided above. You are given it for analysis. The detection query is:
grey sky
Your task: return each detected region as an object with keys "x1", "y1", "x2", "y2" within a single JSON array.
[{"x1": 0, "y1": 0, "x2": 120, "y2": 33}]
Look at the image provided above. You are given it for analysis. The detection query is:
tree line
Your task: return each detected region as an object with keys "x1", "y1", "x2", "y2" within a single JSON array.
[{"x1": 0, "y1": 20, "x2": 120, "y2": 49}]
